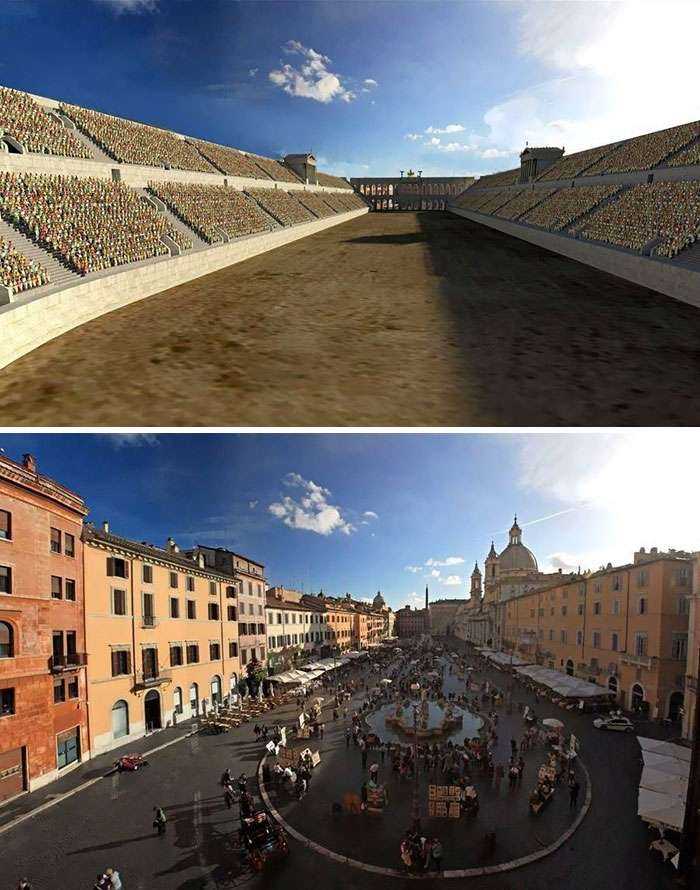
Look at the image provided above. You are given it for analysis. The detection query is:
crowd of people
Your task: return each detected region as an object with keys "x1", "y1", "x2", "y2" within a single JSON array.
[
  {"x1": 585, "y1": 121, "x2": 700, "y2": 176},
  {"x1": 60, "y1": 102, "x2": 216, "y2": 173},
  {"x1": 297, "y1": 192, "x2": 338, "y2": 219},
  {"x1": 246, "y1": 188, "x2": 316, "y2": 226},
  {"x1": 191, "y1": 139, "x2": 270, "y2": 180},
  {"x1": 0, "y1": 170, "x2": 191, "y2": 276},
  {"x1": 335, "y1": 192, "x2": 366, "y2": 211},
  {"x1": 475, "y1": 168, "x2": 520, "y2": 188},
  {"x1": 495, "y1": 187, "x2": 557, "y2": 221},
  {"x1": 522, "y1": 184, "x2": 622, "y2": 231},
  {"x1": 0, "y1": 87, "x2": 92, "y2": 159},
  {"x1": 667, "y1": 137, "x2": 700, "y2": 169},
  {"x1": 535, "y1": 142, "x2": 622, "y2": 182},
  {"x1": 246, "y1": 155, "x2": 301, "y2": 184},
  {"x1": 0, "y1": 234, "x2": 49, "y2": 295},
  {"x1": 148, "y1": 181, "x2": 270, "y2": 243},
  {"x1": 574, "y1": 179, "x2": 700, "y2": 258},
  {"x1": 316, "y1": 172, "x2": 353, "y2": 190}
]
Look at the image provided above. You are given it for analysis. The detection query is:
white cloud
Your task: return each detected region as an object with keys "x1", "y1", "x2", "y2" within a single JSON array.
[
  {"x1": 443, "y1": 575, "x2": 462, "y2": 586},
  {"x1": 268, "y1": 472, "x2": 356, "y2": 536},
  {"x1": 363, "y1": 511, "x2": 378, "y2": 520},
  {"x1": 405, "y1": 133, "x2": 423, "y2": 141},
  {"x1": 248, "y1": 500, "x2": 258, "y2": 510},
  {"x1": 94, "y1": 0, "x2": 157, "y2": 12},
  {"x1": 425, "y1": 556, "x2": 465, "y2": 567},
  {"x1": 397, "y1": 591, "x2": 424, "y2": 609},
  {"x1": 405, "y1": 565, "x2": 422, "y2": 574},
  {"x1": 363, "y1": 78, "x2": 378, "y2": 88},
  {"x1": 269, "y1": 40, "x2": 356, "y2": 103},
  {"x1": 106, "y1": 433, "x2": 159, "y2": 448},
  {"x1": 426, "y1": 124, "x2": 466, "y2": 135},
  {"x1": 249, "y1": 68, "x2": 258, "y2": 78}
]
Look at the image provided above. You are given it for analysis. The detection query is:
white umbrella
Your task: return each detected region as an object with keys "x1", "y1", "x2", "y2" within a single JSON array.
[
  {"x1": 543, "y1": 718, "x2": 564, "y2": 730},
  {"x1": 380, "y1": 678, "x2": 392, "y2": 685}
]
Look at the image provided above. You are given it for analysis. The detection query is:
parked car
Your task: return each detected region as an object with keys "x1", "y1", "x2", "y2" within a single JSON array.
[{"x1": 593, "y1": 715, "x2": 634, "y2": 732}]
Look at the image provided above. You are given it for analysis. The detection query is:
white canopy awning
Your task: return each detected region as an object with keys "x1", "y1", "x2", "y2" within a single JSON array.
[
  {"x1": 514, "y1": 664, "x2": 612, "y2": 698},
  {"x1": 637, "y1": 736, "x2": 689, "y2": 831}
]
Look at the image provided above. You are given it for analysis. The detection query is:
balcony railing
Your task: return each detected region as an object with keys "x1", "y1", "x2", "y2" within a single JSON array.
[
  {"x1": 621, "y1": 653, "x2": 653, "y2": 669},
  {"x1": 50, "y1": 653, "x2": 88, "y2": 672},
  {"x1": 133, "y1": 668, "x2": 172, "y2": 689}
]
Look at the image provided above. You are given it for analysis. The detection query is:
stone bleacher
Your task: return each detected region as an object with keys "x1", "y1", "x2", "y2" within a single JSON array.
[
  {"x1": 246, "y1": 188, "x2": 315, "y2": 226},
  {"x1": 316, "y1": 172, "x2": 352, "y2": 190},
  {"x1": 0, "y1": 87, "x2": 92, "y2": 159},
  {"x1": 0, "y1": 233, "x2": 49, "y2": 294},
  {"x1": 0, "y1": 170, "x2": 191, "y2": 276},
  {"x1": 535, "y1": 142, "x2": 622, "y2": 182},
  {"x1": 581, "y1": 121, "x2": 700, "y2": 176},
  {"x1": 495, "y1": 187, "x2": 557, "y2": 221},
  {"x1": 191, "y1": 139, "x2": 270, "y2": 180},
  {"x1": 521, "y1": 184, "x2": 622, "y2": 232},
  {"x1": 148, "y1": 181, "x2": 270, "y2": 243},
  {"x1": 247, "y1": 155, "x2": 301, "y2": 184},
  {"x1": 296, "y1": 192, "x2": 338, "y2": 219}
]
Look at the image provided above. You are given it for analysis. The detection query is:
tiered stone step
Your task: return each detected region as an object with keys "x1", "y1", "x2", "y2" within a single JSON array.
[
  {"x1": 0, "y1": 214, "x2": 79, "y2": 295},
  {"x1": 53, "y1": 112, "x2": 115, "y2": 164},
  {"x1": 139, "y1": 189, "x2": 210, "y2": 251}
]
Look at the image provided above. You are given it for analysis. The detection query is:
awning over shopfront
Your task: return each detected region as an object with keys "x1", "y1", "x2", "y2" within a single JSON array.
[
  {"x1": 514, "y1": 665, "x2": 613, "y2": 699},
  {"x1": 637, "y1": 736, "x2": 690, "y2": 831}
]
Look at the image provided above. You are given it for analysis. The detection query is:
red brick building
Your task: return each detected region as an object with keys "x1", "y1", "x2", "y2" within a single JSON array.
[{"x1": 0, "y1": 452, "x2": 89, "y2": 803}]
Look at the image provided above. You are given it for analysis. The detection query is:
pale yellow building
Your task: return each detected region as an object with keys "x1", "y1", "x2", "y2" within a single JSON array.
[{"x1": 84, "y1": 524, "x2": 244, "y2": 755}]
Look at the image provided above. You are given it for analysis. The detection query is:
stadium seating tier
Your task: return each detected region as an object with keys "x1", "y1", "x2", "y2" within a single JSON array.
[
  {"x1": 0, "y1": 87, "x2": 92, "y2": 159},
  {"x1": 0, "y1": 233, "x2": 50, "y2": 293}
]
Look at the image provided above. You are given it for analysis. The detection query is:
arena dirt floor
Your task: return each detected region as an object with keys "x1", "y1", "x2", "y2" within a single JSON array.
[{"x1": 1, "y1": 211, "x2": 699, "y2": 426}]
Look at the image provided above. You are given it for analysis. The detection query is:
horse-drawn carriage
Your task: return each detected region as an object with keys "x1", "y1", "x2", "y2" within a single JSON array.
[{"x1": 239, "y1": 811, "x2": 289, "y2": 870}]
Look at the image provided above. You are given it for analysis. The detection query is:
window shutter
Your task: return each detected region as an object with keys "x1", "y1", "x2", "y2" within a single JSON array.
[
  {"x1": 126, "y1": 650, "x2": 132, "y2": 673},
  {"x1": 111, "y1": 650, "x2": 119, "y2": 676},
  {"x1": 124, "y1": 561, "x2": 129, "y2": 579},
  {"x1": 107, "y1": 557, "x2": 114, "y2": 576}
]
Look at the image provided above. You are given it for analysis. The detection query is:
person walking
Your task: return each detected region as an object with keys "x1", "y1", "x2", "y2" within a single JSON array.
[
  {"x1": 153, "y1": 805, "x2": 167, "y2": 836},
  {"x1": 16, "y1": 880, "x2": 32, "y2": 890},
  {"x1": 106, "y1": 868, "x2": 122, "y2": 890},
  {"x1": 345, "y1": 726, "x2": 351, "y2": 748},
  {"x1": 224, "y1": 784, "x2": 236, "y2": 809},
  {"x1": 360, "y1": 738, "x2": 368, "y2": 769},
  {"x1": 430, "y1": 838, "x2": 443, "y2": 871},
  {"x1": 569, "y1": 779, "x2": 581, "y2": 809}
]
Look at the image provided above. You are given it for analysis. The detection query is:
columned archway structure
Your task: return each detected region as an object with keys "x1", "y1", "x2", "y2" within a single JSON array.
[{"x1": 351, "y1": 174, "x2": 475, "y2": 211}]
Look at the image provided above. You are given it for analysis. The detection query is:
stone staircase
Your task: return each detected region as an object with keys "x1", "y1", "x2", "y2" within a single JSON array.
[
  {"x1": 139, "y1": 189, "x2": 210, "y2": 251},
  {"x1": 0, "y1": 215, "x2": 79, "y2": 294},
  {"x1": 53, "y1": 111, "x2": 115, "y2": 164}
]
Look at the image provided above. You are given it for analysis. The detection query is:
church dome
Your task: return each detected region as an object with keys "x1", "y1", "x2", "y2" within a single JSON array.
[
  {"x1": 497, "y1": 515, "x2": 538, "y2": 571},
  {"x1": 373, "y1": 590, "x2": 386, "y2": 608}
]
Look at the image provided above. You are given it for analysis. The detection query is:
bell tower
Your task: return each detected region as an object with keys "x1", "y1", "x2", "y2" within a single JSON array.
[
  {"x1": 484, "y1": 541, "x2": 499, "y2": 604},
  {"x1": 470, "y1": 561, "x2": 482, "y2": 599}
]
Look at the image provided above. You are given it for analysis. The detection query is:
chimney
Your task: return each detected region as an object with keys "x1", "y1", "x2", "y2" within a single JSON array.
[
  {"x1": 22, "y1": 453, "x2": 37, "y2": 473},
  {"x1": 166, "y1": 536, "x2": 179, "y2": 554},
  {"x1": 197, "y1": 552, "x2": 205, "y2": 568},
  {"x1": 102, "y1": 521, "x2": 110, "y2": 534}
]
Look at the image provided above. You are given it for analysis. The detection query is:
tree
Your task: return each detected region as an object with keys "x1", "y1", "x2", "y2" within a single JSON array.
[{"x1": 246, "y1": 655, "x2": 265, "y2": 696}]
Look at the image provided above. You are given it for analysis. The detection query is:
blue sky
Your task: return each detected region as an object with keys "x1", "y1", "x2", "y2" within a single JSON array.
[
  {"x1": 1, "y1": 0, "x2": 696, "y2": 179},
  {"x1": 2, "y1": 433, "x2": 698, "y2": 611}
]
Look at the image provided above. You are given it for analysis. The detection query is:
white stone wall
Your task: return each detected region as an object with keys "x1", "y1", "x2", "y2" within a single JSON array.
[{"x1": 0, "y1": 208, "x2": 367, "y2": 371}]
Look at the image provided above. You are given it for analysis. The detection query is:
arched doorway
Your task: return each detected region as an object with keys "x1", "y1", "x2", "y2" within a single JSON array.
[
  {"x1": 111, "y1": 699, "x2": 129, "y2": 740},
  {"x1": 668, "y1": 691, "x2": 684, "y2": 722},
  {"x1": 189, "y1": 683, "x2": 199, "y2": 716},
  {"x1": 631, "y1": 683, "x2": 644, "y2": 713},
  {"x1": 173, "y1": 687, "x2": 183, "y2": 716},
  {"x1": 608, "y1": 676, "x2": 618, "y2": 695},
  {"x1": 565, "y1": 659, "x2": 574, "y2": 676},
  {"x1": 144, "y1": 690, "x2": 161, "y2": 730},
  {"x1": 211, "y1": 675, "x2": 222, "y2": 707},
  {"x1": 0, "y1": 620, "x2": 14, "y2": 658}
]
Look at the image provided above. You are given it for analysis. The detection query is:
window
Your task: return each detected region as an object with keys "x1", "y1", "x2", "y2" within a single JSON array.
[
  {"x1": 258, "y1": 623, "x2": 265, "y2": 635},
  {"x1": 612, "y1": 575, "x2": 621, "y2": 591},
  {"x1": 170, "y1": 597, "x2": 180, "y2": 619},
  {"x1": 576, "y1": 630, "x2": 583, "y2": 646},
  {"x1": 210, "y1": 642, "x2": 220, "y2": 660},
  {"x1": 107, "y1": 557, "x2": 128, "y2": 579},
  {"x1": 209, "y1": 581, "x2": 217, "y2": 596},
  {"x1": 50, "y1": 528, "x2": 62, "y2": 554},
  {"x1": 611, "y1": 632, "x2": 619, "y2": 652},
  {"x1": 142, "y1": 592, "x2": 155, "y2": 626},
  {"x1": 238, "y1": 622, "x2": 247, "y2": 637},
  {"x1": 65, "y1": 579, "x2": 76, "y2": 601},
  {"x1": 561, "y1": 605, "x2": 567, "y2": 616},
  {"x1": 672, "y1": 634, "x2": 688, "y2": 661},
  {"x1": 678, "y1": 597, "x2": 690, "y2": 616},
  {"x1": 635, "y1": 633, "x2": 648, "y2": 657},
  {"x1": 53, "y1": 679, "x2": 66, "y2": 703},
  {"x1": 142, "y1": 564, "x2": 153, "y2": 584},
  {"x1": 675, "y1": 567, "x2": 690, "y2": 585},
  {"x1": 186, "y1": 576, "x2": 195, "y2": 593},
  {"x1": 229, "y1": 641, "x2": 238, "y2": 658},
  {"x1": 548, "y1": 629, "x2": 554, "y2": 641},
  {"x1": 639, "y1": 597, "x2": 647, "y2": 615},
  {"x1": 592, "y1": 631, "x2": 601, "y2": 648},
  {"x1": 637, "y1": 570, "x2": 648, "y2": 587},
  {"x1": 186, "y1": 643, "x2": 199, "y2": 664},
  {"x1": 187, "y1": 600, "x2": 196, "y2": 620},
  {"x1": 0, "y1": 510, "x2": 11, "y2": 540},
  {"x1": 241, "y1": 649, "x2": 248, "y2": 666},
  {"x1": 111, "y1": 649, "x2": 131, "y2": 676},
  {"x1": 0, "y1": 687, "x2": 15, "y2": 716},
  {"x1": 593, "y1": 601, "x2": 601, "y2": 615},
  {"x1": 170, "y1": 572, "x2": 179, "y2": 589},
  {"x1": 612, "y1": 599, "x2": 620, "y2": 616},
  {"x1": 0, "y1": 621, "x2": 14, "y2": 658},
  {"x1": 577, "y1": 603, "x2": 584, "y2": 616},
  {"x1": 170, "y1": 644, "x2": 183, "y2": 666},
  {"x1": 259, "y1": 646, "x2": 265, "y2": 661},
  {"x1": 208, "y1": 603, "x2": 220, "y2": 621},
  {"x1": 560, "y1": 630, "x2": 567, "y2": 643},
  {"x1": 67, "y1": 676, "x2": 79, "y2": 699},
  {"x1": 112, "y1": 589, "x2": 127, "y2": 616},
  {"x1": 227, "y1": 606, "x2": 237, "y2": 621},
  {"x1": 0, "y1": 565, "x2": 11, "y2": 595},
  {"x1": 64, "y1": 533, "x2": 75, "y2": 558},
  {"x1": 51, "y1": 576, "x2": 62, "y2": 599}
]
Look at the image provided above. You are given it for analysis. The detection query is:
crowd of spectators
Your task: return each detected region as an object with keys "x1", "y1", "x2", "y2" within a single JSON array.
[
  {"x1": 321, "y1": 192, "x2": 351, "y2": 212},
  {"x1": 667, "y1": 138, "x2": 700, "y2": 169},
  {"x1": 477, "y1": 189, "x2": 520, "y2": 214},
  {"x1": 0, "y1": 87, "x2": 92, "y2": 159},
  {"x1": 148, "y1": 182, "x2": 269, "y2": 242},
  {"x1": 0, "y1": 234, "x2": 49, "y2": 294},
  {"x1": 522, "y1": 184, "x2": 622, "y2": 231},
  {"x1": 0, "y1": 171, "x2": 191, "y2": 276},
  {"x1": 316, "y1": 172, "x2": 352, "y2": 190},
  {"x1": 452, "y1": 189, "x2": 494, "y2": 211},
  {"x1": 246, "y1": 188, "x2": 315, "y2": 226},
  {"x1": 495, "y1": 187, "x2": 557, "y2": 221},
  {"x1": 247, "y1": 155, "x2": 301, "y2": 184},
  {"x1": 60, "y1": 102, "x2": 216, "y2": 173},
  {"x1": 339, "y1": 192, "x2": 367, "y2": 210},
  {"x1": 584, "y1": 121, "x2": 700, "y2": 176},
  {"x1": 296, "y1": 192, "x2": 338, "y2": 219},
  {"x1": 190, "y1": 139, "x2": 269, "y2": 180},
  {"x1": 536, "y1": 142, "x2": 621, "y2": 182},
  {"x1": 573, "y1": 180, "x2": 700, "y2": 258},
  {"x1": 474, "y1": 168, "x2": 520, "y2": 188}
]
